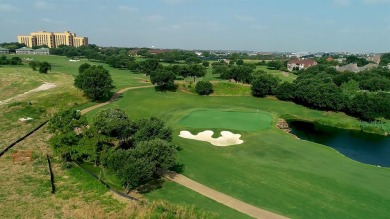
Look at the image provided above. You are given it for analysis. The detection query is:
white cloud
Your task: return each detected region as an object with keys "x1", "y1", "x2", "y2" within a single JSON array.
[
  {"x1": 0, "y1": 3, "x2": 18, "y2": 12},
  {"x1": 118, "y1": 6, "x2": 138, "y2": 13},
  {"x1": 332, "y1": 0, "x2": 351, "y2": 6},
  {"x1": 34, "y1": 1, "x2": 50, "y2": 10}
]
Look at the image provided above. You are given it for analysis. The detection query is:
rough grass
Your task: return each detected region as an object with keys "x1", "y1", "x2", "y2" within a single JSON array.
[
  {"x1": 6, "y1": 54, "x2": 150, "y2": 90},
  {"x1": 0, "y1": 67, "x2": 88, "y2": 151},
  {"x1": 85, "y1": 88, "x2": 390, "y2": 219},
  {"x1": 0, "y1": 127, "x2": 219, "y2": 219}
]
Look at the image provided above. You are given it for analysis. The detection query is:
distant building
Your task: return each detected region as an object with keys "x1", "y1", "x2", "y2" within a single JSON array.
[
  {"x1": 326, "y1": 57, "x2": 334, "y2": 62},
  {"x1": 15, "y1": 47, "x2": 34, "y2": 54},
  {"x1": 15, "y1": 47, "x2": 50, "y2": 55},
  {"x1": 366, "y1": 55, "x2": 381, "y2": 64},
  {"x1": 287, "y1": 59, "x2": 317, "y2": 71},
  {"x1": 336, "y1": 63, "x2": 378, "y2": 73},
  {"x1": 33, "y1": 48, "x2": 50, "y2": 55},
  {"x1": 17, "y1": 31, "x2": 88, "y2": 48},
  {"x1": 0, "y1": 47, "x2": 9, "y2": 54}
]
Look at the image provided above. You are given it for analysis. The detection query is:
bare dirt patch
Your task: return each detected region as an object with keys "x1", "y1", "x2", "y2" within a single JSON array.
[{"x1": 0, "y1": 83, "x2": 57, "y2": 105}]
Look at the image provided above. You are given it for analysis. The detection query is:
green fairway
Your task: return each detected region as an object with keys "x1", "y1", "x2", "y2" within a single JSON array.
[
  {"x1": 178, "y1": 109, "x2": 272, "y2": 131},
  {"x1": 85, "y1": 88, "x2": 390, "y2": 219}
]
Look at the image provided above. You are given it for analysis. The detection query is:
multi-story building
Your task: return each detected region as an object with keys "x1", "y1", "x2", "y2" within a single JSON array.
[{"x1": 17, "y1": 31, "x2": 88, "y2": 48}]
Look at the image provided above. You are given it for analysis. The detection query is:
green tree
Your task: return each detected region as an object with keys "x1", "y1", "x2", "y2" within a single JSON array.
[
  {"x1": 38, "y1": 61, "x2": 52, "y2": 73},
  {"x1": 202, "y1": 61, "x2": 210, "y2": 67},
  {"x1": 74, "y1": 65, "x2": 115, "y2": 100},
  {"x1": 195, "y1": 81, "x2": 213, "y2": 95},
  {"x1": 236, "y1": 59, "x2": 244, "y2": 65},
  {"x1": 150, "y1": 68, "x2": 176, "y2": 90},
  {"x1": 132, "y1": 116, "x2": 172, "y2": 143},
  {"x1": 29, "y1": 61, "x2": 40, "y2": 71},
  {"x1": 78, "y1": 63, "x2": 91, "y2": 73},
  {"x1": 251, "y1": 74, "x2": 279, "y2": 97},
  {"x1": 93, "y1": 109, "x2": 134, "y2": 145},
  {"x1": 187, "y1": 64, "x2": 206, "y2": 82},
  {"x1": 275, "y1": 82, "x2": 295, "y2": 101},
  {"x1": 380, "y1": 53, "x2": 390, "y2": 66}
]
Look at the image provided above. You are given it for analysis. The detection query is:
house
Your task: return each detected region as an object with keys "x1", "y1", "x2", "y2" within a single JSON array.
[
  {"x1": 366, "y1": 55, "x2": 381, "y2": 64},
  {"x1": 326, "y1": 57, "x2": 334, "y2": 62},
  {"x1": 33, "y1": 48, "x2": 50, "y2": 55},
  {"x1": 0, "y1": 47, "x2": 9, "y2": 54},
  {"x1": 336, "y1": 63, "x2": 378, "y2": 73},
  {"x1": 287, "y1": 59, "x2": 317, "y2": 71},
  {"x1": 15, "y1": 47, "x2": 34, "y2": 54}
]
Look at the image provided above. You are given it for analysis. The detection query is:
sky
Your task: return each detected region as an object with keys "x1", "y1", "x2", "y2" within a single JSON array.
[{"x1": 0, "y1": 0, "x2": 390, "y2": 52}]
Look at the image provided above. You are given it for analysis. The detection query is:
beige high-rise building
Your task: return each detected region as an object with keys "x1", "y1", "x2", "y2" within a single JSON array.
[{"x1": 17, "y1": 31, "x2": 88, "y2": 48}]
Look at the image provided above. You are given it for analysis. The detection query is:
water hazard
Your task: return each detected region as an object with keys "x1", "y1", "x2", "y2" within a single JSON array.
[{"x1": 288, "y1": 120, "x2": 390, "y2": 167}]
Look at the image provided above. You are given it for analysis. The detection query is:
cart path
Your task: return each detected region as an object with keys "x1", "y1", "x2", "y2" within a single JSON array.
[
  {"x1": 80, "y1": 85, "x2": 154, "y2": 114},
  {"x1": 80, "y1": 84, "x2": 289, "y2": 219},
  {"x1": 165, "y1": 171, "x2": 289, "y2": 219}
]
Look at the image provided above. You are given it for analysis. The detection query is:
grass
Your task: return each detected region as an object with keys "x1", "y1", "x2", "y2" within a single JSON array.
[
  {"x1": 255, "y1": 65, "x2": 297, "y2": 83},
  {"x1": 178, "y1": 109, "x2": 272, "y2": 131},
  {"x1": 6, "y1": 54, "x2": 150, "y2": 90},
  {"x1": 0, "y1": 123, "x2": 220, "y2": 219},
  {"x1": 146, "y1": 181, "x2": 251, "y2": 219},
  {"x1": 85, "y1": 87, "x2": 390, "y2": 219},
  {"x1": 0, "y1": 55, "x2": 256, "y2": 218}
]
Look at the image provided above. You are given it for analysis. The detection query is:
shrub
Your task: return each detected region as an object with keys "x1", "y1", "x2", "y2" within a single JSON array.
[{"x1": 195, "y1": 81, "x2": 213, "y2": 95}]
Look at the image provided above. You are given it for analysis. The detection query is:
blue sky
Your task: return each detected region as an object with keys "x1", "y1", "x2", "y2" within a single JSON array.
[{"x1": 0, "y1": 0, "x2": 389, "y2": 52}]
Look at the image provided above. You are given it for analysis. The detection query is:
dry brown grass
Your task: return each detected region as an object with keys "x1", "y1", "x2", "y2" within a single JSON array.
[{"x1": 0, "y1": 126, "x2": 216, "y2": 219}]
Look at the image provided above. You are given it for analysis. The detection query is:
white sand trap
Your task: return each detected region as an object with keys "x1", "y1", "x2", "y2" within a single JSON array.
[
  {"x1": 179, "y1": 130, "x2": 243, "y2": 146},
  {"x1": 0, "y1": 82, "x2": 57, "y2": 105}
]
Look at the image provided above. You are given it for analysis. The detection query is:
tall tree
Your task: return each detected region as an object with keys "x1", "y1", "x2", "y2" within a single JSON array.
[{"x1": 74, "y1": 65, "x2": 115, "y2": 100}]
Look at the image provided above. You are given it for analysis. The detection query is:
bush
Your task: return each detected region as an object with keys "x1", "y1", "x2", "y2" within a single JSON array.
[
  {"x1": 195, "y1": 81, "x2": 213, "y2": 95},
  {"x1": 250, "y1": 74, "x2": 279, "y2": 97}
]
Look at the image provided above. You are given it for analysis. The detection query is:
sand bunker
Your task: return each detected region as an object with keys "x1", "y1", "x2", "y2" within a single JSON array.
[
  {"x1": 0, "y1": 82, "x2": 57, "y2": 105},
  {"x1": 179, "y1": 130, "x2": 243, "y2": 146}
]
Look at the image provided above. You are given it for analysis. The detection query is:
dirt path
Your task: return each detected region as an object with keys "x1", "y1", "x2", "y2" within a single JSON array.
[
  {"x1": 80, "y1": 85, "x2": 154, "y2": 114},
  {"x1": 165, "y1": 172, "x2": 289, "y2": 219},
  {"x1": 0, "y1": 82, "x2": 57, "y2": 105}
]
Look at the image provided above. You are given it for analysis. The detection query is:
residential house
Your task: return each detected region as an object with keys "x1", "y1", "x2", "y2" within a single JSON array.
[
  {"x1": 15, "y1": 47, "x2": 34, "y2": 54},
  {"x1": 336, "y1": 63, "x2": 378, "y2": 73},
  {"x1": 15, "y1": 47, "x2": 50, "y2": 55},
  {"x1": 33, "y1": 48, "x2": 50, "y2": 55},
  {"x1": 366, "y1": 55, "x2": 381, "y2": 64},
  {"x1": 287, "y1": 59, "x2": 317, "y2": 71}
]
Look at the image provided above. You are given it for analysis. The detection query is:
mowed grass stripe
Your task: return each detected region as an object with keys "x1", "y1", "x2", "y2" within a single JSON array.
[{"x1": 178, "y1": 109, "x2": 272, "y2": 131}]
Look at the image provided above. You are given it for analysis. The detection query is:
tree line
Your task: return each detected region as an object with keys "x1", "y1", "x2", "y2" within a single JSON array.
[{"x1": 251, "y1": 64, "x2": 390, "y2": 121}]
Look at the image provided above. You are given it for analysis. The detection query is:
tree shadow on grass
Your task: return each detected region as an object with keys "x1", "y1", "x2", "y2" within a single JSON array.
[
  {"x1": 154, "y1": 84, "x2": 178, "y2": 92},
  {"x1": 137, "y1": 178, "x2": 165, "y2": 194},
  {"x1": 170, "y1": 163, "x2": 185, "y2": 174}
]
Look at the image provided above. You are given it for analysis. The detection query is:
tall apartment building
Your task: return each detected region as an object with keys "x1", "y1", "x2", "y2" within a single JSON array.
[{"x1": 17, "y1": 31, "x2": 88, "y2": 48}]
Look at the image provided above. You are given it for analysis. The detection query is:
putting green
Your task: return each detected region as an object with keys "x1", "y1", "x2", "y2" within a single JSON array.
[{"x1": 178, "y1": 109, "x2": 272, "y2": 131}]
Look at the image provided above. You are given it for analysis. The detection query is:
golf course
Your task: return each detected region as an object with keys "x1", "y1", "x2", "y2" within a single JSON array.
[
  {"x1": 84, "y1": 86, "x2": 390, "y2": 219},
  {"x1": 1, "y1": 54, "x2": 389, "y2": 218}
]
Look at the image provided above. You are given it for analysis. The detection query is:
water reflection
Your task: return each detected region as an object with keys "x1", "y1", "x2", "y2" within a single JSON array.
[{"x1": 288, "y1": 121, "x2": 390, "y2": 167}]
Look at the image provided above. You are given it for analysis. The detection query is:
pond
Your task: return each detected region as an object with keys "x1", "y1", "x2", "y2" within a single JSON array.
[{"x1": 288, "y1": 120, "x2": 390, "y2": 167}]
